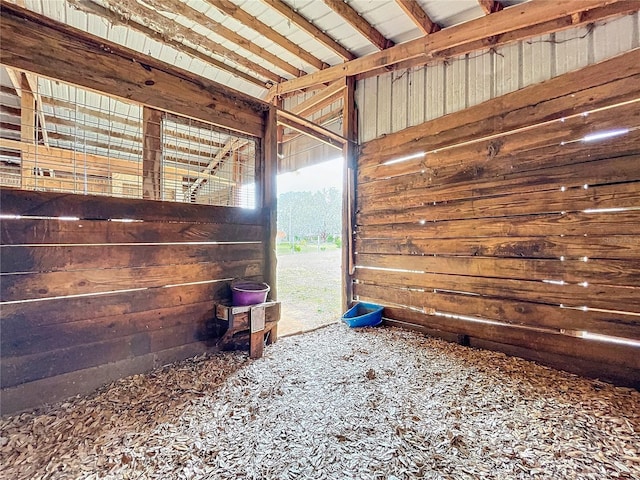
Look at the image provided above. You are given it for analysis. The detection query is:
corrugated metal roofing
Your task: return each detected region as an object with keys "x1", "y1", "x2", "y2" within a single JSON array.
[
  {"x1": 355, "y1": 12, "x2": 640, "y2": 143},
  {"x1": 8, "y1": 0, "x2": 534, "y2": 101}
]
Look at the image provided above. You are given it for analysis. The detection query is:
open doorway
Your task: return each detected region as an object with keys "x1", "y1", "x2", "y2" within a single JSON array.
[{"x1": 276, "y1": 157, "x2": 343, "y2": 336}]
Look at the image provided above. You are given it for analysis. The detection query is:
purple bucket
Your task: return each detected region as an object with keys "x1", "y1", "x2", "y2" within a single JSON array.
[{"x1": 231, "y1": 280, "x2": 270, "y2": 306}]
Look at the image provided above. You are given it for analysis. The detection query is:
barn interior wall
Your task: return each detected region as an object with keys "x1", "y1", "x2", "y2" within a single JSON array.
[
  {"x1": 0, "y1": 5, "x2": 274, "y2": 415},
  {"x1": 0, "y1": 191, "x2": 267, "y2": 415},
  {"x1": 356, "y1": 12, "x2": 640, "y2": 144},
  {"x1": 354, "y1": 48, "x2": 640, "y2": 387}
]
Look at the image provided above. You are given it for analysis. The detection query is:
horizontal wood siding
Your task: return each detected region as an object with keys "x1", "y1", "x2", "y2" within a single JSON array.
[
  {"x1": 0, "y1": 189, "x2": 265, "y2": 412},
  {"x1": 355, "y1": 50, "x2": 640, "y2": 387}
]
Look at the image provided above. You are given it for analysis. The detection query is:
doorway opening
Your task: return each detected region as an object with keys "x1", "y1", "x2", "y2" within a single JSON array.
[{"x1": 276, "y1": 157, "x2": 344, "y2": 336}]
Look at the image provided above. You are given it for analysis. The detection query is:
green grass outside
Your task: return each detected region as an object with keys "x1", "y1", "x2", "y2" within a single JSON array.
[{"x1": 276, "y1": 241, "x2": 341, "y2": 255}]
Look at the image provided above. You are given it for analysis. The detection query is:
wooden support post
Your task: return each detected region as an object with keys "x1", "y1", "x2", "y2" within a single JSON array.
[
  {"x1": 20, "y1": 73, "x2": 36, "y2": 190},
  {"x1": 342, "y1": 76, "x2": 357, "y2": 312},
  {"x1": 230, "y1": 150, "x2": 241, "y2": 206},
  {"x1": 263, "y1": 106, "x2": 278, "y2": 301},
  {"x1": 142, "y1": 107, "x2": 163, "y2": 200}
]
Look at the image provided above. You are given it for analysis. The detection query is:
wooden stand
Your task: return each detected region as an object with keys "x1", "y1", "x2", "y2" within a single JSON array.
[{"x1": 216, "y1": 301, "x2": 280, "y2": 358}]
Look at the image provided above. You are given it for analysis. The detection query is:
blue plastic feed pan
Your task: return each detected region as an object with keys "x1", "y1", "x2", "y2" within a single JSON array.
[{"x1": 342, "y1": 302, "x2": 384, "y2": 328}]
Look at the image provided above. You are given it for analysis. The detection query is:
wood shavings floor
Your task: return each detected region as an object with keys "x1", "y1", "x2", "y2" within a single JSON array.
[{"x1": 1, "y1": 324, "x2": 639, "y2": 480}]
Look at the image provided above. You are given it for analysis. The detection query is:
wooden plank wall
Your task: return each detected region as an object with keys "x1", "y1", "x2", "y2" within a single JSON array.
[
  {"x1": 0, "y1": 189, "x2": 265, "y2": 414},
  {"x1": 355, "y1": 50, "x2": 640, "y2": 387}
]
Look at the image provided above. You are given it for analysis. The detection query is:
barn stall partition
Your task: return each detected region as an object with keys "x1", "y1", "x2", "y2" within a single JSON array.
[
  {"x1": 0, "y1": 4, "x2": 278, "y2": 415},
  {"x1": 353, "y1": 48, "x2": 640, "y2": 387}
]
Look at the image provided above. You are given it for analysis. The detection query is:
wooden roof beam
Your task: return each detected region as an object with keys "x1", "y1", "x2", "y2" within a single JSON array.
[
  {"x1": 277, "y1": 115, "x2": 343, "y2": 151},
  {"x1": 82, "y1": 0, "x2": 280, "y2": 83},
  {"x1": 360, "y1": 0, "x2": 638, "y2": 81},
  {"x1": 322, "y1": 0, "x2": 394, "y2": 50},
  {"x1": 7, "y1": 68, "x2": 50, "y2": 147},
  {"x1": 206, "y1": 0, "x2": 328, "y2": 71},
  {"x1": 478, "y1": 0, "x2": 504, "y2": 15},
  {"x1": 277, "y1": 108, "x2": 347, "y2": 150},
  {"x1": 136, "y1": 0, "x2": 306, "y2": 77},
  {"x1": 395, "y1": 0, "x2": 440, "y2": 35},
  {"x1": 39, "y1": 95, "x2": 140, "y2": 128},
  {"x1": 272, "y1": 0, "x2": 635, "y2": 96},
  {"x1": 69, "y1": 0, "x2": 271, "y2": 88},
  {"x1": 260, "y1": 0, "x2": 355, "y2": 61},
  {"x1": 4, "y1": 67, "x2": 22, "y2": 98},
  {"x1": 281, "y1": 107, "x2": 342, "y2": 143},
  {"x1": 1, "y1": 2, "x2": 267, "y2": 137},
  {"x1": 187, "y1": 138, "x2": 243, "y2": 196},
  {"x1": 0, "y1": 138, "x2": 233, "y2": 184},
  {"x1": 290, "y1": 80, "x2": 345, "y2": 118}
]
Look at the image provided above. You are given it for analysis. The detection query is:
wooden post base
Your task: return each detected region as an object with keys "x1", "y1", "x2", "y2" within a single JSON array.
[{"x1": 216, "y1": 302, "x2": 280, "y2": 358}]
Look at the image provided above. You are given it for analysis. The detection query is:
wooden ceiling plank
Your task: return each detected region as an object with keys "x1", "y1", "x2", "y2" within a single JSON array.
[
  {"x1": 290, "y1": 80, "x2": 345, "y2": 117},
  {"x1": 40, "y1": 96, "x2": 139, "y2": 128},
  {"x1": 138, "y1": 0, "x2": 303, "y2": 78},
  {"x1": 395, "y1": 0, "x2": 440, "y2": 35},
  {"x1": 206, "y1": 0, "x2": 328, "y2": 71},
  {"x1": 322, "y1": 0, "x2": 394, "y2": 51},
  {"x1": 87, "y1": 0, "x2": 280, "y2": 84},
  {"x1": 478, "y1": 0, "x2": 504, "y2": 15},
  {"x1": 41, "y1": 97, "x2": 228, "y2": 153},
  {"x1": 260, "y1": 0, "x2": 355, "y2": 61},
  {"x1": 273, "y1": 0, "x2": 634, "y2": 96}
]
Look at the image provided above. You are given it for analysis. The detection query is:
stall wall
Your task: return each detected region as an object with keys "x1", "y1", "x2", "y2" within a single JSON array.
[
  {"x1": 356, "y1": 12, "x2": 640, "y2": 143},
  {"x1": 355, "y1": 50, "x2": 640, "y2": 386},
  {"x1": 0, "y1": 3, "x2": 273, "y2": 415},
  {"x1": 0, "y1": 190, "x2": 266, "y2": 414}
]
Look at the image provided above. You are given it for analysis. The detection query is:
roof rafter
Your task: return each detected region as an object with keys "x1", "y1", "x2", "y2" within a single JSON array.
[
  {"x1": 478, "y1": 0, "x2": 504, "y2": 15},
  {"x1": 395, "y1": 0, "x2": 440, "y2": 35},
  {"x1": 70, "y1": 0, "x2": 270, "y2": 88},
  {"x1": 272, "y1": 0, "x2": 634, "y2": 96},
  {"x1": 206, "y1": 0, "x2": 328, "y2": 71},
  {"x1": 187, "y1": 138, "x2": 244, "y2": 196},
  {"x1": 6, "y1": 68, "x2": 50, "y2": 147},
  {"x1": 360, "y1": 0, "x2": 637, "y2": 80},
  {"x1": 110, "y1": 0, "x2": 303, "y2": 78},
  {"x1": 290, "y1": 81, "x2": 345, "y2": 119},
  {"x1": 1, "y1": 1, "x2": 267, "y2": 137},
  {"x1": 322, "y1": 0, "x2": 394, "y2": 50},
  {"x1": 281, "y1": 107, "x2": 342, "y2": 143},
  {"x1": 277, "y1": 112, "x2": 343, "y2": 150},
  {"x1": 260, "y1": 0, "x2": 355, "y2": 61}
]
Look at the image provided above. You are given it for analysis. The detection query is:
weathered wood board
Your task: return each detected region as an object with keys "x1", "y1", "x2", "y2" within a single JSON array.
[
  {"x1": 354, "y1": 50, "x2": 640, "y2": 385},
  {"x1": 1, "y1": 188, "x2": 268, "y2": 407}
]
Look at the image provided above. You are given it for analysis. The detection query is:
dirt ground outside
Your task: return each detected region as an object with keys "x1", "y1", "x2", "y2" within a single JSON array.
[{"x1": 276, "y1": 249, "x2": 342, "y2": 336}]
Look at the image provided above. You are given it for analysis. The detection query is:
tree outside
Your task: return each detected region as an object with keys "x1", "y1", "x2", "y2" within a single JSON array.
[
  {"x1": 275, "y1": 158, "x2": 343, "y2": 335},
  {"x1": 276, "y1": 187, "x2": 342, "y2": 253}
]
